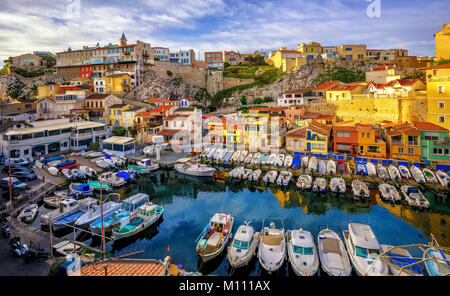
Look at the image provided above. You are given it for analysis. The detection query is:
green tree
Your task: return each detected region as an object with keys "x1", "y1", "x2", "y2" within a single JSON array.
[
  {"x1": 224, "y1": 62, "x2": 231, "y2": 68},
  {"x1": 252, "y1": 97, "x2": 263, "y2": 104},
  {"x1": 127, "y1": 126, "x2": 138, "y2": 138},
  {"x1": 405, "y1": 70, "x2": 426, "y2": 81},
  {"x1": 263, "y1": 96, "x2": 274, "y2": 102},
  {"x1": 430, "y1": 59, "x2": 450, "y2": 66},
  {"x1": 112, "y1": 126, "x2": 126, "y2": 136},
  {"x1": 313, "y1": 66, "x2": 365, "y2": 85},
  {"x1": 89, "y1": 142, "x2": 100, "y2": 151},
  {"x1": 244, "y1": 55, "x2": 266, "y2": 66},
  {"x1": 41, "y1": 55, "x2": 56, "y2": 68},
  {"x1": 167, "y1": 70, "x2": 173, "y2": 77},
  {"x1": 240, "y1": 96, "x2": 247, "y2": 105}
]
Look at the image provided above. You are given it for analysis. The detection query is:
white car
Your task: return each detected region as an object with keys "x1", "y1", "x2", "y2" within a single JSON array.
[
  {"x1": 0, "y1": 177, "x2": 28, "y2": 190},
  {"x1": 4, "y1": 158, "x2": 30, "y2": 166}
]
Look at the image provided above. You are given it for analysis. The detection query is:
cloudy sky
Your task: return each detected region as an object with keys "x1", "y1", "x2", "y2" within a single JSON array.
[{"x1": 1, "y1": 0, "x2": 449, "y2": 66}]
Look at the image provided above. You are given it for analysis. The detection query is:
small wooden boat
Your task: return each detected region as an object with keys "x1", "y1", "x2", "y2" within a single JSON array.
[
  {"x1": 222, "y1": 150, "x2": 234, "y2": 164},
  {"x1": 48, "y1": 167, "x2": 59, "y2": 176},
  {"x1": 251, "y1": 153, "x2": 262, "y2": 165},
  {"x1": 174, "y1": 159, "x2": 215, "y2": 177},
  {"x1": 275, "y1": 154, "x2": 285, "y2": 167},
  {"x1": 327, "y1": 160, "x2": 336, "y2": 175},
  {"x1": 366, "y1": 162, "x2": 376, "y2": 177},
  {"x1": 317, "y1": 228, "x2": 351, "y2": 276},
  {"x1": 248, "y1": 169, "x2": 262, "y2": 182},
  {"x1": 287, "y1": 228, "x2": 319, "y2": 276},
  {"x1": 217, "y1": 149, "x2": 228, "y2": 162},
  {"x1": 356, "y1": 161, "x2": 368, "y2": 175},
  {"x1": 44, "y1": 195, "x2": 68, "y2": 208},
  {"x1": 351, "y1": 180, "x2": 370, "y2": 200},
  {"x1": 196, "y1": 213, "x2": 234, "y2": 262},
  {"x1": 398, "y1": 165, "x2": 411, "y2": 179},
  {"x1": 263, "y1": 170, "x2": 278, "y2": 184},
  {"x1": 318, "y1": 160, "x2": 326, "y2": 175},
  {"x1": 17, "y1": 204, "x2": 39, "y2": 223},
  {"x1": 347, "y1": 160, "x2": 356, "y2": 174},
  {"x1": 378, "y1": 183, "x2": 401, "y2": 202},
  {"x1": 276, "y1": 171, "x2": 292, "y2": 187},
  {"x1": 377, "y1": 164, "x2": 389, "y2": 180},
  {"x1": 423, "y1": 248, "x2": 450, "y2": 276},
  {"x1": 238, "y1": 151, "x2": 248, "y2": 163},
  {"x1": 436, "y1": 170, "x2": 450, "y2": 188},
  {"x1": 227, "y1": 223, "x2": 260, "y2": 269},
  {"x1": 52, "y1": 198, "x2": 98, "y2": 230},
  {"x1": 284, "y1": 155, "x2": 293, "y2": 168},
  {"x1": 297, "y1": 175, "x2": 312, "y2": 190},
  {"x1": 423, "y1": 169, "x2": 437, "y2": 184},
  {"x1": 330, "y1": 177, "x2": 346, "y2": 194},
  {"x1": 380, "y1": 245, "x2": 423, "y2": 276},
  {"x1": 244, "y1": 153, "x2": 253, "y2": 164},
  {"x1": 400, "y1": 186, "x2": 429, "y2": 209},
  {"x1": 75, "y1": 200, "x2": 122, "y2": 228},
  {"x1": 260, "y1": 153, "x2": 269, "y2": 165},
  {"x1": 308, "y1": 156, "x2": 318, "y2": 172},
  {"x1": 388, "y1": 165, "x2": 401, "y2": 181},
  {"x1": 267, "y1": 153, "x2": 277, "y2": 166},
  {"x1": 301, "y1": 156, "x2": 309, "y2": 169},
  {"x1": 410, "y1": 166, "x2": 425, "y2": 184},
  {"x1": 313, "y1": 178, "x2": 327, "y2": 193}
]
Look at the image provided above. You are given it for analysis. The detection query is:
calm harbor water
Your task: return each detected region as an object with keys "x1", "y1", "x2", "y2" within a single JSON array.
[{"x1": 39, "y1": 170, "x2": 450, "y2": 276}]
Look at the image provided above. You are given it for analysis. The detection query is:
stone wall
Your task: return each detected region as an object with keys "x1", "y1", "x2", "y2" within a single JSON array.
[{"x1": 223, "y1": 77, "x2": 255, "y2": 89}]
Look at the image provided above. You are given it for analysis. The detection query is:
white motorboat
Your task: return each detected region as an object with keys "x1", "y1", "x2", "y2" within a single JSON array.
[
  {"x1": 308, "y1": 157, "x2": 318, "y2": 172},
  {"x1": 206, "y1": 147, "x2": 217, "y2": 159},
  {"x1": 423, "y1": 247, "x2": 450, "y2": 276},
  {"x1": 212, "y1": 148, "x2": 223, "y2": 160},
  {"x1": 388, "y1": 165, "x2": 401, "y2": 181},
  {"x1": 62, "y1": 169, "x2": 74, "y2": 180},
  {"x1": 351, "y1": 180, "x2": 370, "y2": 200},
  {"x1": 71, "y1": 169, "x2": 85, "y2": 179},
  {"x1": 284, "y1": 155, "x2": 293, "y2": 168},
  {"x1": 423, "y1": 169, "x2": 437, "y2": 184},
  {"x1": 330, "y1": 177, "x2": 346, "y2": 194},
  {"x1": 99, "y1": 172, "x2": 127, "y2": 187},
  {"x1": 48, "y1": 167, "x2": 59, "y2": 176},
  {"x1": 267, "y1": 153, "x2": 277, "y2": 166},
  {"x1": 17, "y1": 204, "x2": 39, "y2": 223},
  {"x1": 227, "y1": 222, "x2": 261, "y2": 269},
  {"x1": 228, "y1": 166, "x2": 245, "y2": 179},
  {"x1": 317, "y1": 228, "x2": 352, "y2": 276},
  {"x1": 377, "y1": 164, "x2": 389, "y2": 180},
  {"x1": 400, "y1": 186, "x2": 429, "y2": 209},
  {"x1": 200, "y1": 147, "x2": 211, "y2": 158},
  {"x1": 137, "y1": 159, "x2": 160, "y2": 171},
  {"x1": 327, "y1": 160, "x2": 336, "y2": 175},
  {"x1": 244, "y1": 153, "x2": 253, "y2": 164},
  {"x1": 52, "y1": 198, "x2": 98, "y2": 230},
  {"x1": 174, "y1": 159, "x2": 216, "y2": 177},
  {"x1": 40, "y1": 198, "x2": 80, "y2": 226},
  {"x1": 378, "y1": 183, "x2": 401, "y2": 202},
  {"x1": 79, "y1": 166, "x2": 97, "y2": 178},
  {"x1": 366, "y1": 162, "x2": 377, "y2": 177},
  {"x1": 276, "y1": 171, "x2": 292, "y2": 187},
  {"x1": 343, "y1": 223, "x2": 389, "y2": 276},
  {"x1": 275, "y1": 154, "x2": 285, "y2": 167},
  {"x1": 196, "y1": 213, "x2": 234, "y2": 262},
  {"x1": 380, "y1": 245, "x2": 424, "y2": 276},
  {"x1": 248, "y1": 169, "x2": 262, "y2": 182},
  {"x1": 301, "y1": 156, "x2": 309, "y2": 169},
  {"x1": 69, "y1": 183, "x2": 93, "y2": 197},
  {"x1": 251, "y1": 153, "x2": 262, "y2": 165},
  {"x1": 410, "y1": 166, "x2": 426, "y2": 184},
  {"x1": 297, "y1": 175, "x2": 312, "y2": 190},
  {"x1": 260, "y1": 153, "x2": 269, "y2": 165},
  {"x1": 318, "y1": 160, "x2": 327, "y2": 175},
  {"x1": 287, "y1": 228, "x2": 319, "y2": 276},
  {"x1": 258, "y1": 217, "x2": 286, "y2": 274},
  {"x1": 43, "y1": 195, "x2": 68, "y2": 208},
  {"x1": 229, "y1": 151, "x2": 240, "y2": 162},
  {"x1": 74, "y1": 200, "x2": 122, "y2": 228},
  {"x1": 263, "y1": 170, "x2": 278, "y2": 184},
  {"x1": 222, "y1": 150, "x2": 235, "y2": 163},
  {"x1": 86, "y1": 151, "x2": 104, "y2": 158},
  {"x1": 398, "y1": 165, "x2": 411, "y2": 179},
  {"x1": 436, "y1": 170, "x2": 450, "y2": 188},
  {"x1": 241, "y1": 169, "x2": 253, "y2": 180},
  {"x1": 313, "y1": 178, "x2": 327, "y2": 193},
  {"x1": 238, "y1": 151, "x2": 248, "y2": 163},
  {"x1": 217, "y1": 149, "x2": 228, "y2": 162}
]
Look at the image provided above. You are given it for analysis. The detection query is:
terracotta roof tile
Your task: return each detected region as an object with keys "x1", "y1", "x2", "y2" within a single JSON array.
[
  {"x1": 286, "y1": 128, "x2": 306, "y2": 138},
  {"x1": 413, "y1": 122, "x2": 449, "y2": 132},
  {"x1": 313, "y1": 80, "x2": 341, "y2": 90}
]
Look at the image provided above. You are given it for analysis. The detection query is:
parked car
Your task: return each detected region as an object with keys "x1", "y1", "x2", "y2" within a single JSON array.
[
  {"x1": 2, "y1": 166, "x2": 33, "y2": 174},
  {"x1": 11, "y1": 171, "x2": 37, "y2": 181},
  {"x1": 0, "y1": 177, "x2": 28, "y2": 191},
  {"x1": 4, "y1": 158, "x2": 30, "y2": 167}
]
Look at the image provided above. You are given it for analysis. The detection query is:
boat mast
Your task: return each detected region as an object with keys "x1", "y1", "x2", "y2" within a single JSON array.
[
  {"x1": 100, "y1": 182, "x2": 106, "y2": 262},
  {"x1": 8, "y1": 149, "x2": 12, "y2": 204}
]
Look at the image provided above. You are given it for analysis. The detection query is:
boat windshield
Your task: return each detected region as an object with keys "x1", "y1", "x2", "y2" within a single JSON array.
[
  {"x1": 233, "y1": 240, "x2": 249, "y2": 250},
  {"x1": 293, "y1": 246, "x2": 314, "y2": 255},
  {"x1": 355, "y1": 246, "x2": 380, "y2": 259}
]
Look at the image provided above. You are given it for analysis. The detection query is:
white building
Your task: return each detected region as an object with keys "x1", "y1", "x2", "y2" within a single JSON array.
[
  {"x1": 277, "y1": 89, "x2": 324, "y2": 107},
  {"x1": 179, "y1": 97, "x2": 199, "y2": 107},
  {"x1": 153, "y1": 47, "x2": 170, "y2": 61},
  {"x1": 102, "y1": 136, "x2": 135, "y2": 157},
  {"x1": 93, "y1": 77, "x2": 106, "y2": 93}
]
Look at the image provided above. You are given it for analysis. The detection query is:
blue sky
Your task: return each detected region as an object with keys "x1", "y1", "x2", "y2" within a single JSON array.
[{"x1": 0, "y1": 0, "x2": 449, "y2": 65}]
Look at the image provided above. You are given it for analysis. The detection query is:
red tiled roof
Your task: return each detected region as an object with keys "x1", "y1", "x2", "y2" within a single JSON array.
[
  {"x1": 313, "y1": 80, "x2": 341, "y2": 90},
  {"x1": 136, "y1": 111, "x2": 153, "y2": 117},
  {"x1": 279, "y1": 50, "x2": 301, "y2": 54},
  {"x1": 286, "y1": 128, "x2": 306, "y2": 138},
  {"x1": 317, "y1": 114, "x2": 336, "y2": 120},
  {"x1": 329, "y1": 84, "x2": 360, "y2": 91},
  {"x1": 308, "y1": 121, "x2": 331, "y2": 136},
  {"x1": 334, "y1": 125, "x2": 358, "y2": 132},
  {"x1": 183, "y1": 97, "x2": 197, "y2": 101},
  {"x1": 368, "y1": 65, "x2": 396, "y2": 71},
  {"x1": 151, "y1": 105, "x2": 175, "y2": 113},
  {"x1": 156, "y1": 129, "x2": 187, "y2": 136},
  {"x1": 419, "y1": 63, "x2": 450, "y2": 70},
  {"x1": 413, "y1": 122, "x2": 449, "y2": 132},
  {"x1": 145, "y1": 98, "x2": 172, "y2": 103},
  {"x1": 164, "y1": 115, "x2": 188, "y2": 121},
  {"x1": 302, "y1": 111, "x2": 320, "y2": 119}
]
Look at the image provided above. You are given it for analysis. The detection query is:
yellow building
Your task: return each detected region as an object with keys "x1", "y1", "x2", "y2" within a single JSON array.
[
  {"x1": 355, "y1": 124, "x2": 387, "y2": 158},
  {"x1": 105, "y1": 73, "x2": 132, "y2": 94},
  {"x1": 37, "y1": 84, "x2": 60, "y2": 98},
  {"x1": 434, "y1": 23, "x2": 450, "y2": 61},
  {"x1": 285, "y1": 127, "x2": 307, "y2": 153},
  {"x1": 122, "y1": 106, "x2": 146, "y2": 131},
  {"x1": 305, "y1": 121, "x2": 331, "y2": 154},
  {"x1": 297, "y1": 42, "x2": 323, "y2": 59},
  {"x1": 384, "y1": 123, "x2": 421, "y2": 162},
  {"x1": 337, "y1": 44, "x2": 367, "y2": 61},
  {"x1": 107, "y1": 104, "x2": 131, "y2": 127},
  {"x1": 421, "y1": 63, "x2": 450, "y2": 130},
  {"x1": 266, "y1": 49, "x2": 306, "y2": 72},
  {"x1": 325, "y1": 84, "x2": 364, "y2": 101}
]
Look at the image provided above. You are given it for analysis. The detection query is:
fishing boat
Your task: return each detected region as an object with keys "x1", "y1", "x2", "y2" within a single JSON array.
[
  {"x1": 275, "y1": 154, "x2": 285, "y2": 167},
  {"x1": 174, "y1": 159, "x2": 216, "y2": 177},
  {"x1": 217, "y1": 149, "x2": 228, "y2": 162},
  {"x1": 327, "y1": 160, "x2": 336, "y2": 175},
  {"x1": 40, "y1": 198, "x2": 81, "y2": 227},
  {"x1": 284, "y1": 155, "x2": 293, "y2": 168},
  {"x1": 291, "y1": 155, "x2": 301, "y2": 169},
  {"x1": 380, "y1": 245, "x2": 423, "y2": 276},
  {"x1": 317, "y1": 228, "x2": 351, "y2": 276},
  {"x1": 366, "y1": 162, "x2": 376, "y2": 177},
  {"x1": 347, "y1": 160, "x2": 356, "y2": 174},
  {"x1": 90, "y1": 193, "x2": 150, "y2": 234},
  {"x1": 388, "y1": 165, "x2": 401, "y2": 181},
  {"x1": 69, "y1": 183, "x2": 93, "y2": 197},
  {"x1": 410, "y1": 166, "x2": 425, "y2": 184},
  {"x1": 276, "y1": 171, "x2": 292, "y2": 187},
  {"x1": 137, "y1": 159, "x2": 159, "y2": 171},
  {"x1": 308, "y1": 157, "x2": 318, "y2": 172},
  {"x1": 99, "y1": 172, "x2": 127, "y2": 187},
  {"x1": 43, "y1": 195, "x2": 68, "y2": 208},
  {"x1": 330, "y1": 177, "x2": 346, "y2": 194},
  {"x1": 313, "y1": 178, "x2": 327, "y2": 193},
  {"x1": 200, "y1": 147, "x2": 210, "y2": 158},
  {"x1": 75, "y1": 200, "x2": 122, "y2": 228},
  {"x1": 71, "y1": 169, "x2": 85, "y2": 179},
  {"x1": 238, "y1": 150, "x2": 248, "y2": 163},
  {"x1": 263, "y1": 170, "x2": 278, "y2": 184},
  {"x1": 48, "y1": 167, "x2": 59, "y2": 176},
  {"x1": 112, "y1": 203, "x2": 164, "y2": 240},
  {"x1": 244, "y1": 153, "x2": 253, "y2": 164},
  {"x1": 228, "y1": 166, "x2": 245, "y2": 179},
  {"x1": 94, "y1": 159, "x2": 110, "y2": 169},
  {"x1": 127, "y1": 165, "x2": 151, "y2": 175},
  {"x1": 423, "y1": 169, "x2": 437, "y2": 184},
  {"x1": 62, "y1": 169, "x2": 74, "y2": 180},
  {"x1": 17, "y1": 204, "x2": 39, "y2": 223},
  {"x1": 248, "y1": 169, "x2": 262, "y2": 182},
  {"x1": 297, "y1": 175, "x2": 313, "y2": 190},
  {"x1": 377, "y1": 164, "x2": 389, "y2": 180},
  {"x1": 222, "y1": 150, "x2": 234, "y2": 164},
  {"x1": 436, "y1": 170, "x2": 450, "y2": 188},
  {"x1": 241, "y1": 169, "x2": 253, "y2": 180},
  {"x1": 116, "y1": 170, "x2": 136, "y2": 183},
  {"x1": 378, "y1": 183, "x2": 401, "y2": 202},
  {"x1": 258, "y1": 217, "x2": 286, "y2": 274},
  {"x1": 423, "y1": 248, "x2": 450, "y2": 276},
  {"x1": 196, "y1": 213, "x2": 234, "y2": 262},
  {"x1": 336, "y1": 160, "x2": 345, "y2": 173},
  {"x1": 79, "y1": 166, "x2": 97, "y2": 178},
  {"x1": 301, "y1": 156, "x2": 309, "y2": 169},
  {"x1": 52, "y1": 198, "x2": 98, "y2": 230},
  {"x1": 227, "y1": 222, "x2": 261, "y2": 269},
  {"x1": 212, "y1": 148, "x2": 223, "y2": 160},
  {"x1": 398, "y1": 165, "x2": 411, "y2": 179},
  {"x1": 87, "y1": 180, "x2": 112, "y2": 192},
  {"x1": 86, "y1": 151, "x2": 104, "y2": 158},
  {"x1": 229, "y1": 151, "x2": 240, "y2": 163},
  {"x1": 259, "y1": 153, "x2": 269, "y2": 165},
  {"x1": 400, "y1": 186, "x2": 429, "y2": 209},
  {"x1": 356, "y1": 161, "x2": 368, "y2": 175},
  {"x1": 206, "y1": 147, "x2": 217, "y2": 159},
  {"x1": 343, "y1": 223, "x2": 389, "y2": 276},
  {"x1": 267, "y1": 153, "x2": 277, "y2": 166},
  {"x1": 251, "y1": 153, "x2": 262, "y2": 165},
  {"x1": 287, "y1": 228, "x2": 319, "y2": 276},
  {"x1": 351, "y1": 180, "x2": 370, "y2": 200},
  {"x1": 318, "y1": 160, "x2": 327, "y2": 175}
]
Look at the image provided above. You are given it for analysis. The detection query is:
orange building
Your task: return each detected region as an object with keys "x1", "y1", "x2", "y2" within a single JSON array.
[{"x1": 384, "y1": 123, "x2": 421, "y2": 162}]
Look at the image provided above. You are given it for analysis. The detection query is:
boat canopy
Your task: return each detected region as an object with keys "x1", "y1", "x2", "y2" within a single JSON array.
[
  {"x1": 210, "y1": 213, "x2": 230, "y2": 225},
  {"x1": 116, "y1": 171, "x2": 132, "y2": 180},
  {"x1": 123, "y1": 193, "x2": 149, "y2": 205},
  {"x1": 348, "y1": 223, "x2": 380, "y2": 249},
  {"x1": 407, "y1": 187, "x2": 419, "y2": 194},
  {"x1": 291, "y1": 229, "x2": 315, "y2": 248},
  {"x1": 234, "y1": 225, "x2": 254, "y2": 242},
  {"x1": 75, "y1": 183, "x2": 90, "y2": 192}
]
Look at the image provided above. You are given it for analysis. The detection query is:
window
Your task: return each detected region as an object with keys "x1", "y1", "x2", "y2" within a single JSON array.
[
  {"x1": 408, "y1": 136, "x2": 418, "y2": 146},
  {"x1": 408, "y1": 148, "x2": 414, "y2": 155},
  {"x1": 439, "y1": 116, "x2": 445, "y2": 123},
  {"x1": 398, "y1": 147, "x2": 404, "y2": 154},
  {"x1": 434, "y1": 148, "x2": 443, "y2": 155},
  {"x1": 438, "y1": 102, "x2": 445, "y2": 109},
  {"x1": 438, "y1": 85, "x2": 445, "y2": 94},
  {"x1": 368, "y1": 146, "x2": 380, "y2": 152}
]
